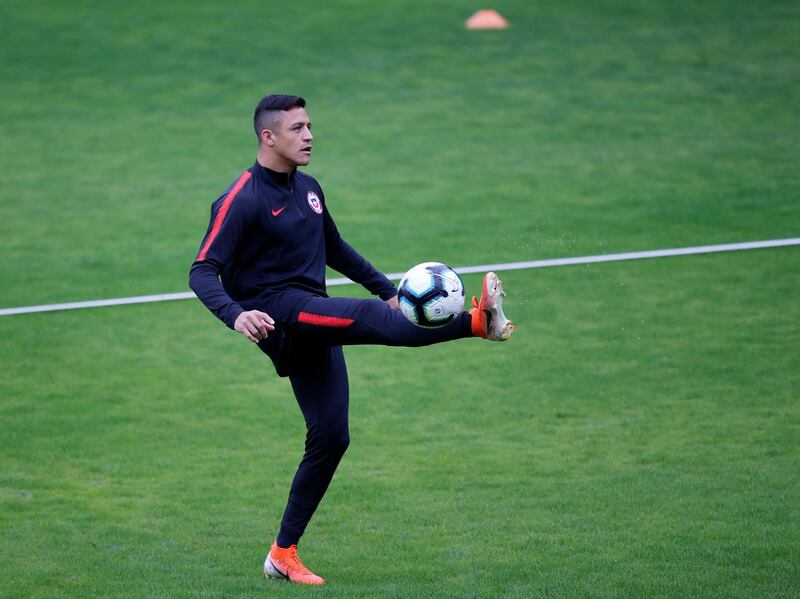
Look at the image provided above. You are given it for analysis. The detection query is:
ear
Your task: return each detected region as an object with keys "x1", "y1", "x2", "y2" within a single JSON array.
[{"x1": 260, "y1": 128, "x2": 275, "y2": 147}]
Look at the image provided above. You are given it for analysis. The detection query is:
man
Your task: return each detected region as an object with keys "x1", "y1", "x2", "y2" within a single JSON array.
[{"x1": 189, "y1": 94, "x2": 515, "y2": 586}]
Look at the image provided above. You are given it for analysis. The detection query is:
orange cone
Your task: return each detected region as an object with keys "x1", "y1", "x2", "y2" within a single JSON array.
[{"x1": 465, "y1": 9, "x2": 509, "y2": 30}]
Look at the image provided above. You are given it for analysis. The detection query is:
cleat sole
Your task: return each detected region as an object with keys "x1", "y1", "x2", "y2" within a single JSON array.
[{"x1": 486, "y1": 273, "x2": 514, "y2": 341}]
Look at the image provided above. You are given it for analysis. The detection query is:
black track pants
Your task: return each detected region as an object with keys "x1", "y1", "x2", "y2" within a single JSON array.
[{"x1": 273, "y1": 297, "x2": 473, "y2": 547}]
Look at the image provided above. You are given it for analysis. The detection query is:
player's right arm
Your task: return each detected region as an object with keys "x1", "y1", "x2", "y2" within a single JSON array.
[{"x1": 189, "y1": 174, "x2": 274, "y2": 342}]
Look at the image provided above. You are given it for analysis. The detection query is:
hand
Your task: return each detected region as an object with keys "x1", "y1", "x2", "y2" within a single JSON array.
[
  {"x1": 384, "y1": 295, "x2": 400, "y2": 311},
  {"x1": 234, "y1": 310, "x2": 275, "y2": 343}
]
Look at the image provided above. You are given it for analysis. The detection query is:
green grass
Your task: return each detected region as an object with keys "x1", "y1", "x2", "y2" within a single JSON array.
[
  {"x1": 2, "y1": 255, "x2": 798, "y2": 597},
  {"x1": 1, "y1": 0, "x2": 799, "y2": 597}
]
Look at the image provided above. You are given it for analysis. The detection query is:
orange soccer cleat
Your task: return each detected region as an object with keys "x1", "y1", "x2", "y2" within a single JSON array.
[
  {"x1": 263, "y1": 542, "x2": 325, "y2": 585},
  {"x1": 469, "y1": 272, "x2": 516, "y2": 341}
]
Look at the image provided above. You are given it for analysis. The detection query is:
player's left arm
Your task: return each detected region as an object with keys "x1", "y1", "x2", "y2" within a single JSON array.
[{"x1": 322, "y1": 192, "x2": 398, "y2": 304}]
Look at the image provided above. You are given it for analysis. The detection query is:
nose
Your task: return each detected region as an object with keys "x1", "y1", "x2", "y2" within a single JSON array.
[{"x1": 304, "y1": 128, "x2": 313, "y2": 141}]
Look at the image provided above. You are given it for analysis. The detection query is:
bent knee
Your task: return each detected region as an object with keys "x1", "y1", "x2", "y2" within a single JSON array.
[
  {"x1": 326, "y1": 431, "x2": 350, "y2": 456},
  {"x1": 307, "y1": 429, "x2": 350, "y2": 458}
]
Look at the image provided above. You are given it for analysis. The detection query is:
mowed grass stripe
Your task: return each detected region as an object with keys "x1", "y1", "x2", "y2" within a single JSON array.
[
  {"x1": 1, "y1": 1, "x2": 798, "y2": 308},
  {"x1": 2, "y1": 238, "x2": 798, "y2": 316}
]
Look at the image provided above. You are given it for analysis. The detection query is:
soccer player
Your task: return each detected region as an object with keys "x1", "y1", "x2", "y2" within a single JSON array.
[{"x1": 189, "y1": 94, "x2": 515, "y2": 585}]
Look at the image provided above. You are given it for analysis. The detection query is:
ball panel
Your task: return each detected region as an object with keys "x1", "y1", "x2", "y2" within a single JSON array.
[{"x1": 398, "y1": 295, "x2": 420, "y2": 324}]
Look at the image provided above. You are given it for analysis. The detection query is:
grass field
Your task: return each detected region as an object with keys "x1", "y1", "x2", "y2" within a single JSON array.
[{"x1": 1, "y1": 1, "x2": 799, "y2": 597}]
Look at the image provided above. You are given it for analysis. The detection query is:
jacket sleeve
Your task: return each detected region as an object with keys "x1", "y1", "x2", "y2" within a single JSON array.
[
  {"x1": 188, "y1": 182, "x2": 252, "y2": 329},
  {"x1": 189, "y1": 262, "x2": 243, "y2": 329},
  {"x1": 322, "y1": 194, "x2": 397, "y2": 300}
]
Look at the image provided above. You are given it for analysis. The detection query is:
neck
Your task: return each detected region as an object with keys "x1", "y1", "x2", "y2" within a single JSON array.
[{"x1": 257, "y1": 148, "x2": 295, "y2": 174}]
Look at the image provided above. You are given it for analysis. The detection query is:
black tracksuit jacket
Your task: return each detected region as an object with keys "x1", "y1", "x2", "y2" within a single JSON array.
[{"x1": 189, "y1": 161, "x2": 397, "y2": 328}]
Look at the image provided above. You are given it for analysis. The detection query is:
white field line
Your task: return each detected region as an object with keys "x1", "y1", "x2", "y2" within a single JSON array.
[{"x1": 1, "y1": 237, "x2": 798, "y2": 317}]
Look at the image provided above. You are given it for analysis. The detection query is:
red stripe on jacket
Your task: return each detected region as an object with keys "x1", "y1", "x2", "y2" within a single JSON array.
[
  {"x1": 297, "y1": 312, "x2": 355, "y2": 328},
  {"x1": 197, "y1": 171, "x2": 252, "y2": 261}
]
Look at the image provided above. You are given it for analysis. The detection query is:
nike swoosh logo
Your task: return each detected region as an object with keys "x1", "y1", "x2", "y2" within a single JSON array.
[{"x1": 272, "y1": 206, "x2": 287, "y2": 217}]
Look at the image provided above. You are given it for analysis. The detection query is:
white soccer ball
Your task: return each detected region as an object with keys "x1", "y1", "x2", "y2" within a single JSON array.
[{"x1": 397, "y1": 262, "x2": 465, "y2": 328}]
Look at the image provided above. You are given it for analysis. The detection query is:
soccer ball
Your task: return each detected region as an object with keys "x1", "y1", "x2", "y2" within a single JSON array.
[{"x1": 397, "y1": 262, "x2": 465, "y2": 328}]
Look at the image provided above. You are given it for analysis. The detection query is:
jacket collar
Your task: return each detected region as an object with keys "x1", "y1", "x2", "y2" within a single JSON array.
[{"x1": 252, "y1": 161, "x2": 295, "y2": 186}]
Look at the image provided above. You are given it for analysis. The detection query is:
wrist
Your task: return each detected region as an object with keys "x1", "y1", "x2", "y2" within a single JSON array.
[{"x1": 227, "y1": 305, "x2": 245, "y2": 329}]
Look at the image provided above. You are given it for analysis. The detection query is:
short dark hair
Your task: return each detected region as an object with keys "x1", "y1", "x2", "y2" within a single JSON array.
[{"x1": 253, "y1": 94, "x2": 306, "y2": 140}]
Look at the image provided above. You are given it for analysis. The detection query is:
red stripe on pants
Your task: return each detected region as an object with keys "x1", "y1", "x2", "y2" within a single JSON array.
[{"x1": 297, "y1": 312, "x2": 355, "y2": 328}]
